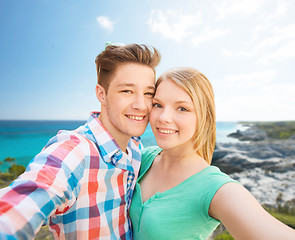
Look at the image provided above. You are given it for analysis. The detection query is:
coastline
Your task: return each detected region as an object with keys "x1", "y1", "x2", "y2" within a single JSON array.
[
  {"x1": 212, "y1": 120, "x2": 295, "y2": 207},
  {"x1": 209, "y1": 121, "x2": 295, "y2": 239},
  {"x1": 1, "y1": 121, "x2": 294, "y2": 239},
  {"x1": 0, "y1": 121, "x2": 244, "y2": 172},
  {"x1": 2, "y1": 120, "x2": 294, "y2": 206}
]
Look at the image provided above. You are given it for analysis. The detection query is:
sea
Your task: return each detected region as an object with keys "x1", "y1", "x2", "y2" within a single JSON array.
[{"x1": 0, "y1": 120, "x2": 247, "y2": 172}]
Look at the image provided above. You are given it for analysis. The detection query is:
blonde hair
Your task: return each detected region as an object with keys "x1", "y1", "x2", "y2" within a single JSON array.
[{"x1": 156, "y1": 68, "x2": 216, "y2": 164}]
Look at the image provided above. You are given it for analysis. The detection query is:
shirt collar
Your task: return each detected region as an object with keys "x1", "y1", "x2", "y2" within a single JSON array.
[{"x1": 86, "y1": 112, "x2": 140, "y2": 170}]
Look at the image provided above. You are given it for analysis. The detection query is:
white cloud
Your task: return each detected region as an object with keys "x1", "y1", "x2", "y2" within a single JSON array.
[
  {"x1": 222, "y1": 23, "x2": 295, "y2": 62},
  {"x1": 264, "y1": 1, "x2": 288, "y2": 21},
  {"x1": 259, "y1": 40, "x2": 295, "y2": 64},
  {"x1": 218, "y1": 70, "x2": 276, "y2": 88},
  {"x1": 214, "y1": 0, "x2": 267, "y2": 19},
  {"x1": 96, "y1": 16, "x2": 114, "y2": 32},
  {"x1": 215, "y1": 70, "x2": 295, "y2": 121},
  {"x1": 263, "y1": 83, "x2": 295, "y2": 99},
  {"x1": 221, "y1": 48, "x2": 232, "y2": 57},
  {"x1": 255, "y1": 23, "x2": 295, "y2": 49},
  {"x1": 216, "y1": 85, "x2": 295, "y2": 121},
  {"x1": 191, "y1": 27, "x2": 230, "y2": 46},
  {"x1": 148, "y1": 9, "x2": 202, "y2": 43}
]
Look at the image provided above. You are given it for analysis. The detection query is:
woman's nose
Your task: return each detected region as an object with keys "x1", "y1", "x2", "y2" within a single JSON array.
[{"x1": 158, "y1": 108, "x2": 173, "y2": 124}]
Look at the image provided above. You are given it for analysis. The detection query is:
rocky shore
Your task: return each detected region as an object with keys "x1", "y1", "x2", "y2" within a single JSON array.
[{"x1": 212, "y1": 121, "x2": 295, "y2": 207}]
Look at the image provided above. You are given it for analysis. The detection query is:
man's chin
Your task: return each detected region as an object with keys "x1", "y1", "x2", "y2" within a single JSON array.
[{"x1": 128, "y1": 129, "x2": 146, "y2": 137}]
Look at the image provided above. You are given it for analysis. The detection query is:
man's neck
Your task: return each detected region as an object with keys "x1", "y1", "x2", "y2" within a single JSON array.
[{"x1": 98, "y1": 113, "x2": 130, "y2": 153}]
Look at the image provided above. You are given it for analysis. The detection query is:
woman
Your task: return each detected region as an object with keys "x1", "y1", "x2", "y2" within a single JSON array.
[{"x1": 129, "y1": 68, "x2": 295, "y2": 239}]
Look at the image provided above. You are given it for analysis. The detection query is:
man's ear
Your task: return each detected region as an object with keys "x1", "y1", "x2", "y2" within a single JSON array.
[{"x1": 95, "y1": 84, "x2": 106, "y2": 104}]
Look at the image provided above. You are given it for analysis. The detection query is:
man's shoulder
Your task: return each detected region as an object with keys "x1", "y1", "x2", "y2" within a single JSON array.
[{"x1": 43, "y1": 127, "x2": 92, "y2": 152}]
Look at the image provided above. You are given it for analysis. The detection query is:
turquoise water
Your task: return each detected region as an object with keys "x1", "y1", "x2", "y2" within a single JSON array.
[{"x1": 0, "y1": 120, "x2": 245, "y2": 172}]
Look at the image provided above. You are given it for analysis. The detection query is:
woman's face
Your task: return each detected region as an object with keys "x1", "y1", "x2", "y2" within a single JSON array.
[{"x1": 149, "y1": 79, "x2": 197, "y2": 151}]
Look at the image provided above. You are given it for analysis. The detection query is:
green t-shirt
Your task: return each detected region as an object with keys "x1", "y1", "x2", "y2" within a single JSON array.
[{"x1": 129, "y1": 146, "x2": 238, "y2": 240}]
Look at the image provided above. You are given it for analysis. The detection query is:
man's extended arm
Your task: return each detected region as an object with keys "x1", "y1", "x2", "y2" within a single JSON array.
[{"x1": 0, "y1": 132, "x2": 85, "y2": 239}]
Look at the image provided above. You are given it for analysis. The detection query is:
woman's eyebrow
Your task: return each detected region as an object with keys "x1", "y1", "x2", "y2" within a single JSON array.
[
  {"x1": 154, "y1": 97, "x2": 191, "y2": 104},
  {"x1": 175, "y1": 100, "x2": 193, "y2": 105}
]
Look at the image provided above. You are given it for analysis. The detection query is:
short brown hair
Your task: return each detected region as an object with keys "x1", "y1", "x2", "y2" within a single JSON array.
[
  {"x1": 95, "y1": 44, "x2": 161, "y2": 92},
  {"x1": 156, "y1": 68, "x2": 216, "y2": 164}
]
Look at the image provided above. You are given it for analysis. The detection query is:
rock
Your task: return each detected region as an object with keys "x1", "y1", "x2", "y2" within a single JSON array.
[
  {"x1": 230, "y1": 168, "x2": 295, "y2": 206},
  {"x1": 213, "y1": 138, "x2": 295, "y2": 206},
  {"x1": 227, "y1": 125, "x2": 268, "y2": 141}
]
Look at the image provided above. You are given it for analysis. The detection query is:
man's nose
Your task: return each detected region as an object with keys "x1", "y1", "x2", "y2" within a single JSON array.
[{"x1": 131, "y1": 94, "x2": 148, "y2": 111}]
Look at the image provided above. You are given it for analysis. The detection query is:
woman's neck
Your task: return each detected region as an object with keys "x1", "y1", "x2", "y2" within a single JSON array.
[{"x1": 159, "y1": 145, "x2": 204, "y2": 170}]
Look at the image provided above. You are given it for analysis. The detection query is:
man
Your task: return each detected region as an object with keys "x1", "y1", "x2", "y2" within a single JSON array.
[{"x1": 0, "y1": 43, "x2": 160, "y2": 239}]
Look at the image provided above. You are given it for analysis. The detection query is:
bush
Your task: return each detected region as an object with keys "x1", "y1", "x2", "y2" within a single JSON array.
[
  {"x1": 4, "y1": 157, "x2": 15, "y2": 162},
  {"x1": 0, "y1": 172, "x2": 14, "y2": 181},
  {"x1": 9, "y1": 164, "x2": 25, "y2": 178},
  {"x1": 214, "y1": 232, "x2": 234, "y2": 240}
]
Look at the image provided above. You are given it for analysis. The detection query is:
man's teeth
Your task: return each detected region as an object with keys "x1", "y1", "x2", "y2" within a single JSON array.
[
  {"x1": 128, "y1": 115, "x2": 144, "y2": 120},
  {"x1": 158, "y1": 129, "x2": 176, "y2": 134}
]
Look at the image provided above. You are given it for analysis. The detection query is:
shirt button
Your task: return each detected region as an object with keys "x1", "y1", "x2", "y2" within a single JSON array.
[{"x1": 115, "y1": 150, "x2": 121, "y2": 155}]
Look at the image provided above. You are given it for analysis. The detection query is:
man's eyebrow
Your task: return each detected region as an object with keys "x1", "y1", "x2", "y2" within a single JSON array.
[
  {"x1": 117, "y1": 83, "x2": 136, "y2": 87},
  {"x1": 117, "y1": 83, "x2": 155, "y2": 90},
  {"x1": 147, "y1": 86, "x2": 155, "y2": 90}
]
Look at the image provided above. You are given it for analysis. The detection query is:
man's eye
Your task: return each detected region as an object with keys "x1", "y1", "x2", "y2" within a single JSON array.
[
  {"x1": 121, "y1": 90, "x2": 132, "y2": 93},
  {"x1": 152, "y1": 103, "x2": 162, "y2": 108},
  {"x1": 145, "y1": 92, "x2": 155, "y2": 97}
]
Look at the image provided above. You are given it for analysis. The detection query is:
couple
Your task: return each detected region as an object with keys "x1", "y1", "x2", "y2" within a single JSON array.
[{"x1": 0, "y1": 43, "x2": 294, "y2": 239}]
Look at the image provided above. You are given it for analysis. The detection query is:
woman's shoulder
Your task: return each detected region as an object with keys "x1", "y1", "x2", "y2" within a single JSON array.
[
  {"x1": 199, "y1": 166, "x2": 238, "y2": 186},
  {"x1": 139, "y1": 146, "x2": 162, "y2": 177},
  {"x1": 141, "y1": 146, "x2": 162, "y2": 156},
  {"x1": 190, "y1": 166, "x2": 239, "y2": 201}
]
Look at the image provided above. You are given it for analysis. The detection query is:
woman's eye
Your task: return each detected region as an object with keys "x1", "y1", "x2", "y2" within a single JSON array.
[
  {"x1": 152, "y1": 103, "x2": 162, "y2": 108},
  {"x1": 178, "y1": 107, "x2": 188, "y2": 112}
]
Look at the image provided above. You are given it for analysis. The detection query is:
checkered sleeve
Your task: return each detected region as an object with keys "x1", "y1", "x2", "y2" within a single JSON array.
[{"x1": 0, "y1": 131, "x2": 87, "y2": 239}]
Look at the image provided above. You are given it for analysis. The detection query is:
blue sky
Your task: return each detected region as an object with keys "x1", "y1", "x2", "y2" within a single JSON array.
[{"x1": 1, "y1": 0, "x2": 294, "y2": 121}]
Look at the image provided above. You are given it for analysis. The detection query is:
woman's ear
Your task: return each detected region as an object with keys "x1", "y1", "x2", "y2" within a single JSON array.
[{"x1": 95, "y1": 84, "x2": 106, "y2": 104}]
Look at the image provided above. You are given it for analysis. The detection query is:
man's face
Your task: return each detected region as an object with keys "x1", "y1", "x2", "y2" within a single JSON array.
[{"x1": 97, "y1": 63, "x2": 155, "y2": 142}]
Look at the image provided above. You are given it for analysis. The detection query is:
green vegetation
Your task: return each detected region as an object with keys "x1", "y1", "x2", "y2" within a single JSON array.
[
  {"x1": 214, "y1": 231, "x2": 234, "y2": 240},
  {"x1": 35, "y1": 225, "x2": 54, "y2": 240},
  {"x1": 4, "y1": 157, "x2": 15, "y2": 162},
  {"x1": 0, "y1": 157, "x2": 26, "y2": 188},
  {"x1": 213, "y1": 201, "x2": 295, "y2": 239},
  {"x1": 1, "y1": 156, "x2": 294, "y2": 239},
  {"x1": 269, "y1": 212, "x2": 295, "y2": 228},
  {"x1": 0, "y1": 157, "x2": 54, "y2": 239},
  {"x1": 8, "y1": 164, "x2": 25, "y2": 178},
  {"x1": 241, "y1": 121, "x2": 295, "y2": 140}
]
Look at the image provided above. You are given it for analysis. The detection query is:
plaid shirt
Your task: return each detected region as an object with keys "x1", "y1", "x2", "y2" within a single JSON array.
[{"x1": 0, "y1": 112, "x2": 142, "y2": 239}]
